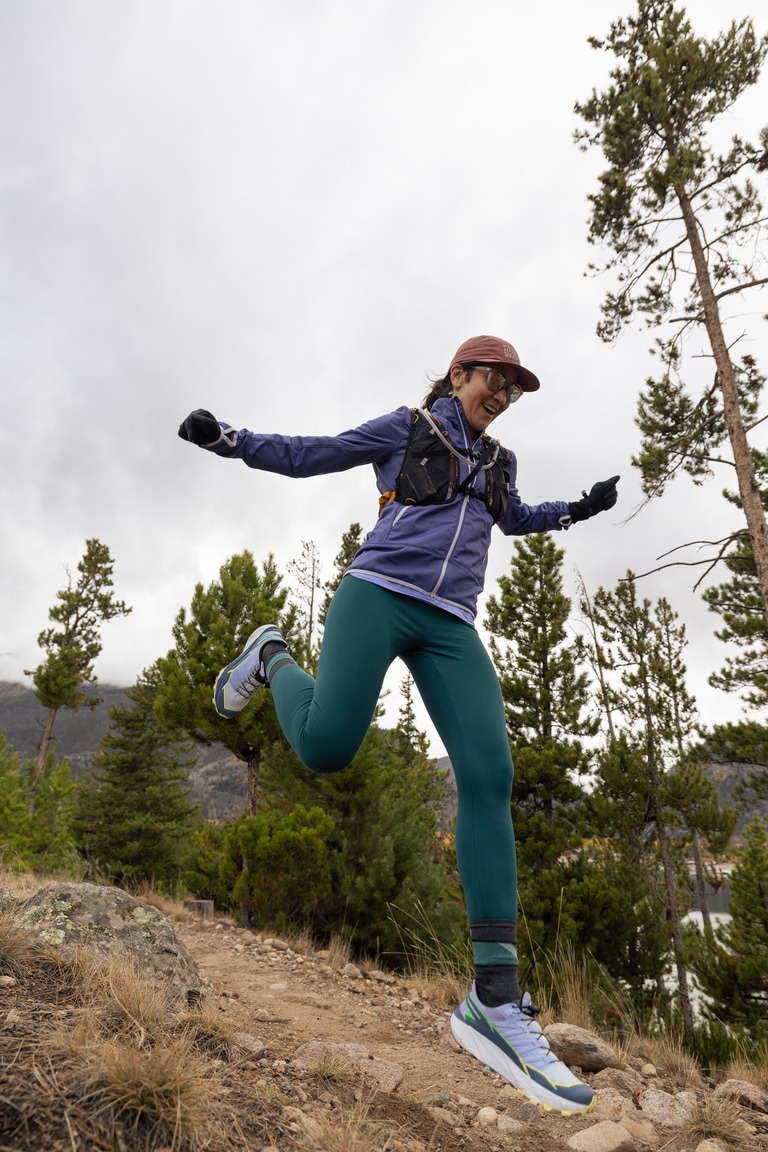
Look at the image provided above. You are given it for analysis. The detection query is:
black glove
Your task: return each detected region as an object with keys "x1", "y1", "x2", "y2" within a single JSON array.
[
  {"x1": 178, "y1": 409, "x2": 221, "y2": 446},
  {"x1": 568, "y1": 475, "x2": 620, "y2": 523}
]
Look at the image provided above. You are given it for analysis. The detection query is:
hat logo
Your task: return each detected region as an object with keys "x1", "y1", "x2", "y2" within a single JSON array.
[{"x1": 502, "y1": 345, "x2": 514, "y2": 357}]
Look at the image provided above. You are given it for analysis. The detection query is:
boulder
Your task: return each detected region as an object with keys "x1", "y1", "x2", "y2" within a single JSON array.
[
  {"x1": 714, "y1": 1078, "x2": 768, "y2": 1113},
  {"x1": 544, "y1": 1023, "x2": 621, "y2": 1072},
  {"x1": 567, "y1": 1120, "x2": 635, "y2": 1152},
  {"x1": 17, "y1": 881, "x2": 206, "y2": 1006},
  {"x1": 636, "y1": 1088, "x2": 696, "y2": 1127}
]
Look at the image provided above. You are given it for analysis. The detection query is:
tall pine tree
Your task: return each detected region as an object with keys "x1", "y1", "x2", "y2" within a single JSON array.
[
  {"x1": 25, "y1": 539, "x2": 131, "y2": 811},
  {"x1": 689, "y1": 817, "x2": 768, "y2": 1039},
  {"x1": 575, "y1": 0, "x2": 768, "y2": 616},
  {"x1": 485, "y1": 535, "x2": 599, "y2": 960},
  {"x1": 586, "y1": 578, "x2": 699, "y2": 1041},
  {"x1": 73, "y1": 668, "x2": 199, "y2": 889},
  {"x1": 155, "y1": 551, "x2": 297, "y2": 817}
]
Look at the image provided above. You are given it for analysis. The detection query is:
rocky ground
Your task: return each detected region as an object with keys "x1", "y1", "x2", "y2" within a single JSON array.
[
  {"x1": 2, "y1": 894, "x2": 768, "y2": 1152},
  {"x1": 174, "y1": 913, "x2": 768, "y2": 1152}
]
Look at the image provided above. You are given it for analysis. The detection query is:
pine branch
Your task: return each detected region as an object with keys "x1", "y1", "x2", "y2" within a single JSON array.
[{"x1": 629, "y1": 531, "x2": 749, "y2": 590}]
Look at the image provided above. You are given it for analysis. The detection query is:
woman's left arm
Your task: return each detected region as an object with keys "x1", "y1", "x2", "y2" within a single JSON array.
[
  {"x1": 498, "y1": 451, "x2": 572, "y2": 535},
  {"x1": 499, "y1": 456, "x2": 620, "y2": 536}
]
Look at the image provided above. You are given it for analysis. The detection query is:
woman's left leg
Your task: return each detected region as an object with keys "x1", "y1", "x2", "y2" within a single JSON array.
[{"x1": 403, "y1": 612, "x2": 519, "y2": 1006}]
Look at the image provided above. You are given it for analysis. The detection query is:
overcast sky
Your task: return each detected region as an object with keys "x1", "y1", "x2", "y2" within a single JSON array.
[{"x1": 1, "y1": 0, "x2": 766, "y2": 754}]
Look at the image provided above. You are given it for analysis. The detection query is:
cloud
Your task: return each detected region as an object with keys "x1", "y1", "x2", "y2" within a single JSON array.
[{"x1": 1, "y1": 0, "x2": 766, "y2": 750}]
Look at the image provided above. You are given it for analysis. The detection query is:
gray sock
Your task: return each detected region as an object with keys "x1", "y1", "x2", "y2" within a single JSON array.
[{"x1": 475, "y1": 964, "x2": 521, "y2": 1008}]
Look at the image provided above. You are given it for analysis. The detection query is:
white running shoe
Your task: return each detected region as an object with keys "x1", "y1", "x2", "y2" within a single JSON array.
[
  {"x1": 451, "y1": 985, "x2": 595, "y2": 1115},
  {"x1": 213, "y1": 624, "x2": 285, "y2": 718}
]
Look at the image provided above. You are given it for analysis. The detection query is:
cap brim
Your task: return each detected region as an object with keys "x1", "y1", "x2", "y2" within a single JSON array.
[{"x1": 516, "y1": 365, "x2": 540, "y2": 392}]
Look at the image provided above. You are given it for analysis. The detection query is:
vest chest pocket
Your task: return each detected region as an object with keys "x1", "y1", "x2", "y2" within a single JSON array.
[{"x1": 398, "y1": 436, "x2": 458, "y2": 505}]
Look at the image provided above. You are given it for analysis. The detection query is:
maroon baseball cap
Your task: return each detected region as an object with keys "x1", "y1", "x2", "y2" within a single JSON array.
[{"x1": 450, "y1": 335, "x2": 541, "y2": 392}]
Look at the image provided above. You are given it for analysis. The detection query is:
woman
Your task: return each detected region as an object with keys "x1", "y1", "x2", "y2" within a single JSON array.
[{"x1": 179, "y1": 334, "x2": 618, "y2": 1115}]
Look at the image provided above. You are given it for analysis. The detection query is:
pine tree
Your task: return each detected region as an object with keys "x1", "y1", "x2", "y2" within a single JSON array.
[
  {"x1": 287, "y1": 540, "x2": 323, "y2": 673},
  {"x1": 318, "y1": 522, "x2": 362, "y2": 626},
  {"x1": 586, "y1": 578, "x2": 698, "y2": 1041},
  {"x1": 154, "y1": 551, "x2": 297, "y2": 817},
  {"x1": 26, "y1": 753, "x2": 79, "y2": 875},
  {"x1": 690, "y1": 817, "x2": 768, "y2": 1038},
  {"x1": 485, "y1": 535, "x2": 600, "y2": 958},
  {"x1": 221, "y1": 805, "x2": 336, "y2": 929},
  {"x1": 24, "y1": 539, "x2": 131, "y2": 811},
  {"x1": 0, "y1": 733, "x2": 30, "y2": 865},
  {"x1": 575, "y1": 0, "x2": 768, "y2": 618},
  {"x1": 73, "y1": 668, "x2": 199, "y2": 889},
  {"x1": 259, "y1": 720, "x2": 461, "y2": 957},
  {"x1": 703, "y1": 452, "x2": 768, "y2": 709}
]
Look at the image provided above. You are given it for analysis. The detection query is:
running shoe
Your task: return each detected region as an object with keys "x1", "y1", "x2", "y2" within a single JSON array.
[
  {"x1": 213, "y1": 624, "x2": 285, "y2": 718},
  {"x1": 451, "y1": 985, "x2": 595, "y2": 1115}
]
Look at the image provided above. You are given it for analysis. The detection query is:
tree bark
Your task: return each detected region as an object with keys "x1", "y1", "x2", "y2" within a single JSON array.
[
  {"x1": 28, "y1": 705, "x2": 57, "y2": 814},
  {"x1": 655, "y1": 813, "x2": 696, "y2": 1045},
  {"x1": 691, "y1": 829, "x2": 713, "y2": 937},
  {"x1": 677, "y1": 187, "x2": 768, "y2": 625},
  {"x1": 240, "y1": 747, "x2": 263, "y2": 928},
  {"x1": 644, "y1": 683, "x2": 696, "y2": 1045},
  {"x1": 247, "y1": 747, "x2": 261, "y2": 817}
]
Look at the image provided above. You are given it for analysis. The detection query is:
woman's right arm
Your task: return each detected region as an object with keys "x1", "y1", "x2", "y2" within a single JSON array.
[{"x1": 178, "y1": 407, "x2": 413, "y2": 479}]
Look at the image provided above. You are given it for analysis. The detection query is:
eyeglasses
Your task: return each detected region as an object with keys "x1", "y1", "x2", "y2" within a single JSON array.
[{"x1": 473, "y1": 365, "x2": 523, "y2": 404}]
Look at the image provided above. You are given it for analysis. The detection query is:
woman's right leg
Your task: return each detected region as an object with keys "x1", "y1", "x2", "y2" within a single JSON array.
[{"x1": 268, "y1": 576, "x2": 404, "y2": 774}]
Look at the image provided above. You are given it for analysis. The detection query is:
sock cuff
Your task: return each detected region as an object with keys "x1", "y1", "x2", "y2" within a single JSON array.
[
  {"x1": 265, "y1": 652, "x2": 295, "y2": 681},
  {"x1": 470, "y1": 919, "x2": 517, "y2": 944}
]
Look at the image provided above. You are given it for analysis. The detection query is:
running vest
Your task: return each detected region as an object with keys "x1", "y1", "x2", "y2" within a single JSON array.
[{"x1": 379, "y1": 407, "x2": 511, "y2": 523}]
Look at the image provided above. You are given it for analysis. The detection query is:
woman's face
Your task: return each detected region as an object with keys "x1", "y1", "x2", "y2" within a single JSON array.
[{"x1": 450, "y1": 363, "x2": 520, "y2": 436}]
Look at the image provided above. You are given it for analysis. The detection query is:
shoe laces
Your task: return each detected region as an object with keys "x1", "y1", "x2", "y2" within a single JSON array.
[
  {"x1": 239, "y1": 664, "x2": 267, "y2": 692},
  {"x1": 493, "y1": 994, "x2": 560, "y2": 1068}
]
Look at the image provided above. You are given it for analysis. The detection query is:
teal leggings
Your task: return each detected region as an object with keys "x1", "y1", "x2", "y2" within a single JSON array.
[{"x1": 270, "y1": 575, "x2": 517, "y2": 926}]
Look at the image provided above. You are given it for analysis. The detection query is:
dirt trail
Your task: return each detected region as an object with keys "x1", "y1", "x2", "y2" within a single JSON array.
[{"x1": 175, "y1": 916, "x2": 688, "y2": 1152}]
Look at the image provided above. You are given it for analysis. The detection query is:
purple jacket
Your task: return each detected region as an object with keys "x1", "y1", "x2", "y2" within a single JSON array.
[{"x1": 207, "y1": 396, "x2": 570, "y2": 625}]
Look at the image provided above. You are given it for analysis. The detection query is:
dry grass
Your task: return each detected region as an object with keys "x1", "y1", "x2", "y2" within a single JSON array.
[
  {"x1": 327, "y1": 931, "x2": 354, "y2": 970},
  {"x1": 689, "y1": 1092, "x2": 754, "y2": 1146},
  {"x1": 281, "y1": 925, "x2": 317, "y2": 955},
  {"x1": 176, "y1": 997, "x2": 240, "y2": 1060},
  {"x1": 130, "y1": 881, "x2": 189, "y2": 920},
  {"x1": 387, "y1": 900, "x2": 473, "y2": 1006},
  {"x1": 71, "y1": 951, "x2": 178, "y2": 1043},
  {"x1": 547, "y1": 942, "x2": 592, "y2": 1029},
  {"x1": 725, "y1": 1054, "x2": 768, "y2": 1091},
  {"x1": 0, "y1": 905, "x2": 36, "y2": 974},
  {"x1": 635, "y1": 1033, "x2": 703, "y2": 1089},
  {"x1": 297, "y1": 1095, "x2": 387, "y2": 1152},
  {"x1": 0, "y1": 865, "x2": 51, "y2": 900},
  {"x1": 34, "y1": 950, "x2": 228, "y2": 1150},
  {"x1": 45, "y1": 1024, "x2": 216, "y2": 1151}
]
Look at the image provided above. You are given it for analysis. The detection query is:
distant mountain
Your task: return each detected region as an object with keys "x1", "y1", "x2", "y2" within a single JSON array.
[
  {"x1": 3, "y1": 682, "x2": 762, "y2": 838},
  {"x1": 0, "y1": 680, "x2": 246, "y2": 820},
  {"x1": 0, "y1": 682, "x2": 455, "y2": 826},
  {"x1": 0, "y1": 680, "x2": 130, "y2": 773}
]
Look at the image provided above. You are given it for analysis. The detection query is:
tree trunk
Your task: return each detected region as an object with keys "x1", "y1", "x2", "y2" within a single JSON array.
[
  {"x1": 691, "y1": 829, "x2": 713, "y2": 937},
  {"x1": 656, "y1": 814, "x2": 696, "y2": 1045},
  {"x1": 239, "y1": 855, "x2": 252, "y2": 929},
  {"x1": 239, "y1": 746, "x2": 262, "y2": 928},
  {"x1": 644, "y1": 683, "x2": 696, "y2": 1045},
  {"x1": 28, "y1": 705, "x2": 57, "y2": 814},
  {"x1": 247, "y1": 747, "x2": 261, "y2": 817},
  {"x1": 677, "y1": 188, "x2": 768, "y2": 625}
]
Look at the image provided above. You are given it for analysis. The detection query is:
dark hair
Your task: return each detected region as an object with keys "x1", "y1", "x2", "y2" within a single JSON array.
[{"x1": 422, "y1": 363, "x2": 480, "y2": 409}]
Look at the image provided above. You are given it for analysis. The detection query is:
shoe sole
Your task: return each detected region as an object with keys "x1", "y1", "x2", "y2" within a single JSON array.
[
  {"x1": 213, "y1": 666, "x2": 251, "y2": 718},
  {"x1": 213, "y1": 627, "x2": 277, "y2": 718},
  {"x1": 450, "y1": 1015, "x2": 595, "y2": 1116}
]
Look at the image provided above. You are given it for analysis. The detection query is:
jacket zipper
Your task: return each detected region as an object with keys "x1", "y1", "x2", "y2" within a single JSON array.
[{"x1": 431, "y1": 493, "x2": 470, "y2": 595}]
